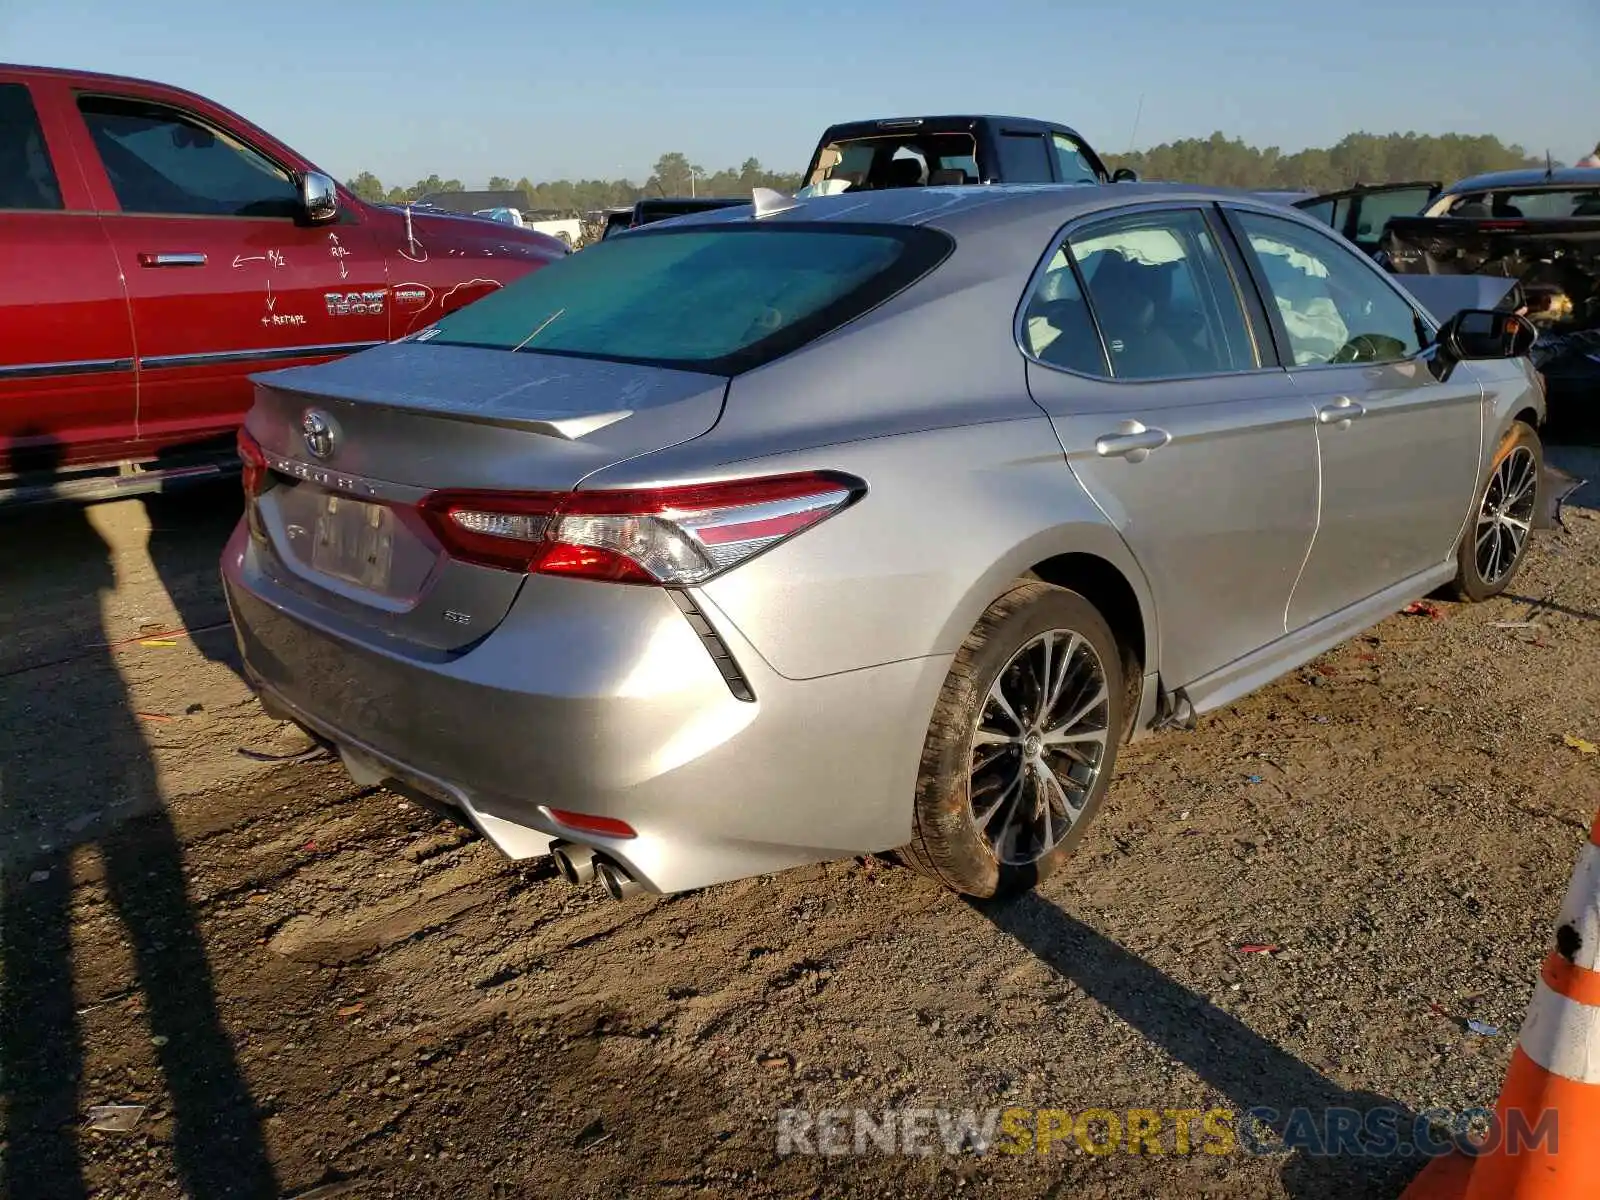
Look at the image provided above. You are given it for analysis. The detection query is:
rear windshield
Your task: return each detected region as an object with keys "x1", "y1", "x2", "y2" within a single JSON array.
[
  {"x1": 419, "y1": 223, "x2": 952, "y2": 375},
  {"x1": 806, "y1": 132, "x2": 981, "y2": 192}
]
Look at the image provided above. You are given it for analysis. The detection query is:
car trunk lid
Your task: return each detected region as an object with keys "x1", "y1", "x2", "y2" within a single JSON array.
[{"x1": 242, "y1": 342, "x2": 727, "y2": 652}]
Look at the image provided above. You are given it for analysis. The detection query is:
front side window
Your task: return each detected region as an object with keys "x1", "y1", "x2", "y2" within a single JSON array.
[
  {"x1": 0, "y1": 84, "x2": 63, "y2": 211},
  {"x1": 421, "y1": 224, "x2": 952, "y2": 375},
  {"x1": 1233, "y1": 209, "x2": 1427, "y2": 366},
  {"x1": 1064, "y1": 209, "x2": 1258, "y2": 379},
  {"x1": 1052, "y1": 134, "x2": 1100, "y2": 185},
  {"x1": 78, "y1": 95, "x2": 298, "y2": 218}
]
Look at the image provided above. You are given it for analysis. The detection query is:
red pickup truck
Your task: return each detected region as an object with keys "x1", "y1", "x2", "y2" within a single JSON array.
[{"x1": 0, "y1": 64, "x2": 566, "y2": 505}]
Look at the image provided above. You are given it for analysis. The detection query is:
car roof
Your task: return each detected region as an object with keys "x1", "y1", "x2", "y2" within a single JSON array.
[
  {"x1": 636, "y1": 181, "x2": 1318, "y2": 242},
  {"x1": 819, "y1": 115, "x2": 1082, "y2": 140},
  {"x1": 1442, "y1": 167, "x2": 1600, "y2": 194},
  {"x1": 2, "y1": 61, "x2": 176, "y2": 90}
]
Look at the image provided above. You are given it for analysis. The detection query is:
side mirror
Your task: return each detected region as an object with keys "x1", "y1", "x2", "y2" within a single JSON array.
[
  {"x1": 1437, "y1": 308, "x2": 1537, "y2": 362},
  {"x1": 299, "y1": 170, "x2": 340, "y2": 224},
  {"x1": 1111, "y1": 167, "x2": 1140, "y2": 183}
]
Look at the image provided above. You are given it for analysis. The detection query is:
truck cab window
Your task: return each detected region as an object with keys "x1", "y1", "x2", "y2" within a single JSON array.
[
  {"x1": 0, "y1": 84, "x2": 63, "y2": 210},
  {"x1": 78, "y1": 96, "x2": 298, "y2": 218},
  {"x1": 1051, "y1": 133, "x2": 1100, "y2": 185},
  {"x1": 996, "y1": 133, "x2": 1053, "y2": 184}
]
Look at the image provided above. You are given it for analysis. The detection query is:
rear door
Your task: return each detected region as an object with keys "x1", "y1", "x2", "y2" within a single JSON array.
[
  {"x1": 0, "y1": 76, "x2": 135, "y2": 474},
  {"x1": 1222, "y1": 205, "x2": 1483, "y2": 629},
  {"x1": 1022, "y1": 203, "x2": 1319, "y2": 691},
  {"x1": 66, "y1": 88, "x2": 389, "y2": 453}
]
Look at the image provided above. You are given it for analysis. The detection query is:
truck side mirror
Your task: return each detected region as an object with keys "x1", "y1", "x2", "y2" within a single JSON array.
[
  {"x1": 1437, "y1": 308, "x2": 1537, "y2": 362},
  {"x1": 299, "y1": 171, "x2": 340, "y2": 224},
  {"x1": 1111, "y1": 167, "x2": 1139, "y2": 183}
]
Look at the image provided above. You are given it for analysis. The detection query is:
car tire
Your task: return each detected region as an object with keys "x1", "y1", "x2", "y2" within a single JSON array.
[
  {"x1": 1447, "y1": 420, "x2": 1542, "y2": 603},
  {"x1": 900, "y1": 581, "x2": 1125, "y2": 899}
]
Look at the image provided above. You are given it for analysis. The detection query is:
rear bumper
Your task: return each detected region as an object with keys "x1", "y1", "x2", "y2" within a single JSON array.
[{"x1": 221, "y1": 523, "x2": 950, "y2": 893}]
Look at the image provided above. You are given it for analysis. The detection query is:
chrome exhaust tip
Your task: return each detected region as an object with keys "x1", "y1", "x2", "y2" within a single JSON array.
[
  {"x1": 551, "y1": 843, "x2": 596, "y2": 887},
  {"x1": 595, "y1": 858, "x2": 643, "y2": 901}
]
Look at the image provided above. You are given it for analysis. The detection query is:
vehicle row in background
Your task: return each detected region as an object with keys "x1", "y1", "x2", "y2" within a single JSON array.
[
  {"x1": 1286, "y1": 167, "x2": 1600, "y2": 421},
  {"x1": 610, "y1": 114, "x2": 1136, "y2": 233},
  {"x1": 405, "y1": 188, "x2": 587, "y2": 248},
  {"x1": 0, "y1": 63, "x2": 566, "y2": 506}
]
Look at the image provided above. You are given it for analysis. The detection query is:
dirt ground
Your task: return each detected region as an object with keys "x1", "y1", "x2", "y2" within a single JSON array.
[{"x1": 2, "y1": 444, "x2": 1599, "y2": 1200}]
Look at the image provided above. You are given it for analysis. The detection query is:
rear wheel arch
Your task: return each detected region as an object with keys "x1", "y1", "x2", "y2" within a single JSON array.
[
  {"x1": 1025, "y1": 552, "x2": 1146, "y2": 679},
  {"x1": 1024, "y1": 552, "x2": 1152, "y2": 742}
]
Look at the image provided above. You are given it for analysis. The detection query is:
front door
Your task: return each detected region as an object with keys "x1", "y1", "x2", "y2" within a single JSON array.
[
  {"x1": 71, "y1": 93, "x2": 389, "y2": 453},
  {"x1": 0, "y1": 79, "x2": 136, "y2": 474},
  {"x1": 1021, "y1": 205, "x2": 1320, "y2": 690},
  {"x1": 1224, "y1": 207, "x2": 1484, "y2": 629}
]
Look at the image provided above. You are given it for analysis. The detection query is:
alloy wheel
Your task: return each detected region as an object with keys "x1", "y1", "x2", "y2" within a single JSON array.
[
  {"x1": 969, "y1": 628, "x2": 1110, "y2": 866},
  {"x1": 1475, "y1": 446, "x2": 1538, "y2": 587}
]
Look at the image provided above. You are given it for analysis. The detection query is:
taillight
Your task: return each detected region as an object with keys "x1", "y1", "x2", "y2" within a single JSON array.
[
  {"x1": 238, "y1": 426, "x2": 268, "y2": 497},
  {"x1": 419, "y1": 471, "x2": 864, "y2": 585}
]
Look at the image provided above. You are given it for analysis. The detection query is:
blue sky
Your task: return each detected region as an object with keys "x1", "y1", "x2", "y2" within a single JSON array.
[{"x1": 7, "y1": 0, "x2": 1598, "y2": 187}]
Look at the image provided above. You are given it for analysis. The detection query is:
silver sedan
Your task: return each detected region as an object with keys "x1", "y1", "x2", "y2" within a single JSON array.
[{"x1": 223, "y1": 183, "x2": 1545, "y2": 900}]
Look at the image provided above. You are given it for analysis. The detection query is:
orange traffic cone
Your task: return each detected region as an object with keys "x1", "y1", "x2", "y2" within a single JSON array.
[{"x1": 1402, "y1": 810, "x2": 1600, "y2": 1198}]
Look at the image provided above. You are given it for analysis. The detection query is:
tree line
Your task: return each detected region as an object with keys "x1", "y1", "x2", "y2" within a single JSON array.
[
  {"x1": 346, "y1": 131, "x2": 1552, "y2": 213},
  {"x1": 1103, "y1": 131, "x2": 1550, "y2": 191},
  {"x1": 345, "y1": 152, "x2": 802, "y2": 212}
]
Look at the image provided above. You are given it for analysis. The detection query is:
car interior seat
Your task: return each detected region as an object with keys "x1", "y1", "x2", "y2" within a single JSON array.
[
  {"x1": 881, "y1": 157, "x2": 926, "y2": 189},
  {"x1": 928, "y1": 168, "x2": 970, "y2": 186},
  {"x1": 1087, "y1": 252, "x2": 1192, "y2": 378}
]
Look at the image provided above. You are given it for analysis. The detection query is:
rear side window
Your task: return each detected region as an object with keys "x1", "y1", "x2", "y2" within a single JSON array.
[
  {"x1": 1020, "y1": 249, "x2": 1109, "y2": 376},
  {"x1": 1065, "y1": 209, "x2": 1259, "y2": 379},
  {"x1": 996, "y1": 133, "x2": 1054, "y2": 183},
  {"x1": 1442, "y1": 188, "x2": 1600, "y2": 219},
  {"x1": 422, "y1": 224, "x2": 953, "y2": 375},
  {"x1": 0, "y1": 84, "x2": 63, "y2": 211},
  {"x1": 78, "y1": 95, "x2": 298, "y2": 218}
]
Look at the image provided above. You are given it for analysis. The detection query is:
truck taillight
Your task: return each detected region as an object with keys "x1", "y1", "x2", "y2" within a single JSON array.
[
  {"x1": 238, "y1": 426, "x2": 268, "y2": 497},
  {"x1": 418, "y1": 472, "x2": 865, "y2": 585}
]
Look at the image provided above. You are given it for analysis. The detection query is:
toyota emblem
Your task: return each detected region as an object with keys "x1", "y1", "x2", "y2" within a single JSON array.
[{"x1": 301, "y1": 408, "x2": 337, "y2": 460}]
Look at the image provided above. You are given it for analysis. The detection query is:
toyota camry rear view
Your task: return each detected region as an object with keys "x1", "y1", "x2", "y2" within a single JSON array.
[{"x1": 224, "y1": 185, "x2": 1544, "y2": 900}]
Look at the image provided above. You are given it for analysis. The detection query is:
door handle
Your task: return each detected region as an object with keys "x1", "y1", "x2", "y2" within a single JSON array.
[
  {"x1": 137, "y1": 252, "x2": 207, "y2": 267},
  {"x1": 1317, "y1": 397, "x2": 1366, "y2": 427},
  {"x1": 1094, "y1": 421, "x2": 1170, "y2": 463}
]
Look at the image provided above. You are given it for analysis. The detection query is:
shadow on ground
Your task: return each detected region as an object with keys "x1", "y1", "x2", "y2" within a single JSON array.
[
  {"x1": 0, "y1": 445, "x2": 277, "y2": 1199},
  {"x1": 977, "y1": 893, "x2": 1429, "y2": 1199}
]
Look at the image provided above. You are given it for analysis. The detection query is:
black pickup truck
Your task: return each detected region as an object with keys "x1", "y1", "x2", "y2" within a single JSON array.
[{"x1": 609, "y1": 115, "x2": 1134, "y2": 235}]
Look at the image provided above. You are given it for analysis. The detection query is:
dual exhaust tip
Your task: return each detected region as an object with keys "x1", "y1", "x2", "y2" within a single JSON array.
[{"x1": 551, "y1": 842, "x2": 642, "y2": 901}]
